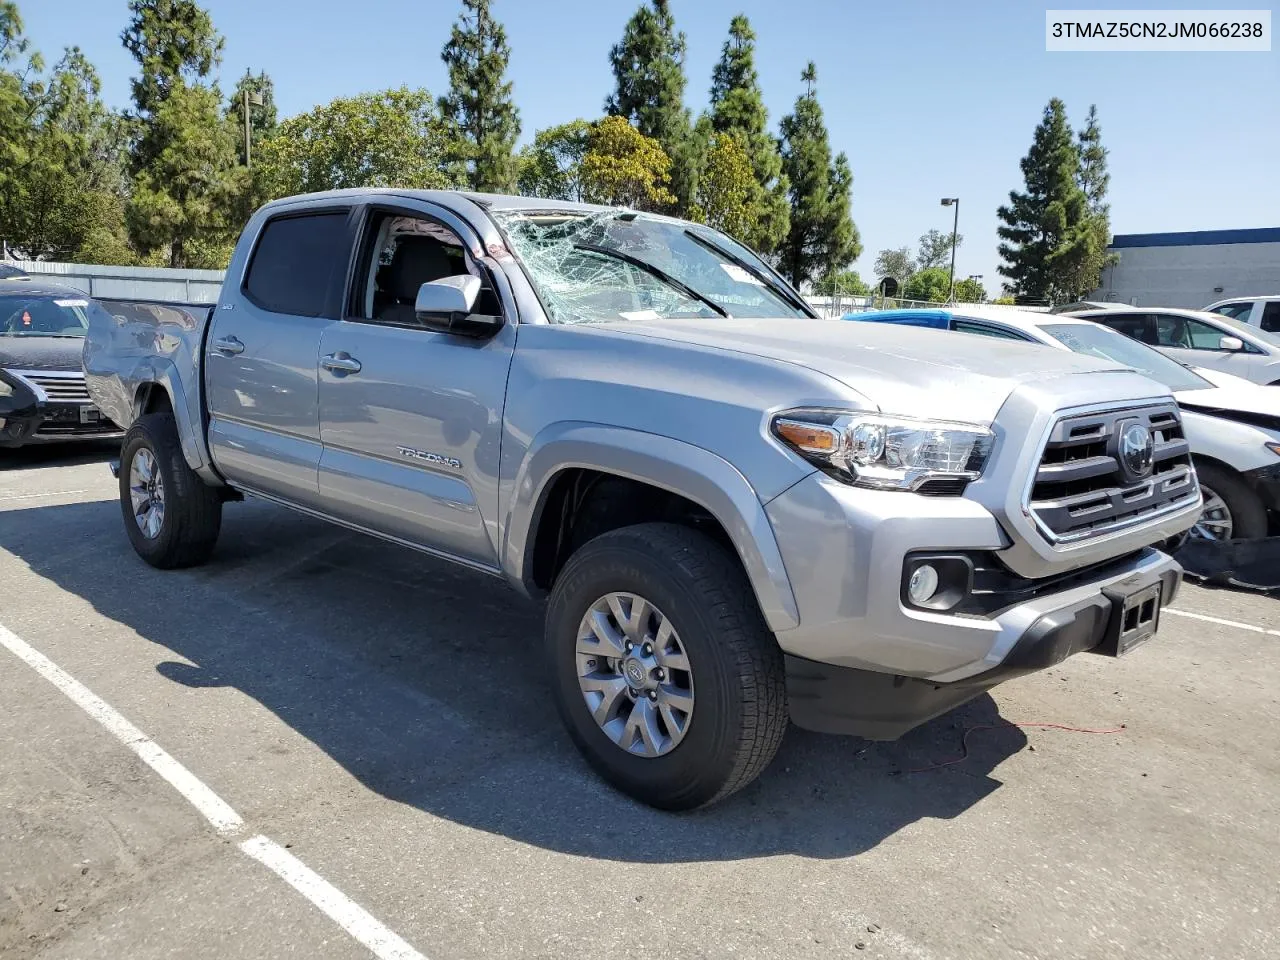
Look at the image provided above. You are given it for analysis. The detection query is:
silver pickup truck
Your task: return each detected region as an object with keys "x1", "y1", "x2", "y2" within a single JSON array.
[{"x1": 85, "y1": 190, "x2": 1201, "y2": 809}]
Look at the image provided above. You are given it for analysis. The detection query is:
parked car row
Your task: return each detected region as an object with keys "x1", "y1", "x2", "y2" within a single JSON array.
[{"x1": 846, "y1": 306, "x2": 1280, "y2": 541}]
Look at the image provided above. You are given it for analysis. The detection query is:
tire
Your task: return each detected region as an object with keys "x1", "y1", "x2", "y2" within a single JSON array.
[
  {"x1": 545, "y1": 522, "x2": 787, "y2": 810},
  {"x1": 119, "y1": 413, "x2": 222, "y2": 568},
  {"x1": 1193, "y1": 461, "x2": 1267, "y2": 541}
]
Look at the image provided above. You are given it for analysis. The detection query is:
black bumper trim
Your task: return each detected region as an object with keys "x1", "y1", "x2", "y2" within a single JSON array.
[
  {"x1": 785, "y1": 563, "x2": 1181, "y2": 740},
  {"x1": 1244, "y1": 462, "x2": 1280, "y2": 512}
]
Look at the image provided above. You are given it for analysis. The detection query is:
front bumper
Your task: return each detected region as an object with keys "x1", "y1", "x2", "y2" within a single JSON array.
[
  {"x1": 0, "y1": 386, "x2": 123, "y2": 448},
  {"x1": 765, "y1": 473, "x2": 1183, "y2": 737},
  {"x1": 785, "y1": 557, "x2": 1179, "y2": 739},
  {"x1": 1244, "y1": 463, "x2": 1280, "y2": 513}
]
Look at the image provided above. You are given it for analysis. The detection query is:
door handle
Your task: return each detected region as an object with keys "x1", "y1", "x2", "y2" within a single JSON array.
[
  {"x1": 212, "y1": 336, "x2": 245, "y2": 356},
  {"x1": 321, "y1": 353, "x2": 362, "y2": 374}
]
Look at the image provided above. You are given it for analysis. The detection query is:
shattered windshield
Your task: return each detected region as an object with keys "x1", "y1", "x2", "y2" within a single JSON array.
[{"x1": 493, "y1": 210, "x2": 813, "y2": 325}]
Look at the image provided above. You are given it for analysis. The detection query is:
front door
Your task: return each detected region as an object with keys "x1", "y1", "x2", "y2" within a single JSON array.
[
  {"x1": 205, "y1": 207, "x2": 353, "y2": 506},
  {"x1": 1152, "y1": 313, "x2": 1268, "y2": 382},
  {"x1": 316, "y1": 206, "x2": 516, "y2": 569}
]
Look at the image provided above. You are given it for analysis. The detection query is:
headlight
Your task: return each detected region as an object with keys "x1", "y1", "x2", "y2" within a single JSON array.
[
  {"x1": 1266, "y1": 441, "x2": 1280, "y2": 457},
  {"x1": 772, "y1": 409, "x2": 994, "y2": 492}
]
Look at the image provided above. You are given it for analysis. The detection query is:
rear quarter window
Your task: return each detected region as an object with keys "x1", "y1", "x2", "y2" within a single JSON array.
[{"x1": 243, "y1": 211, "x2": 350, "y2": 317}]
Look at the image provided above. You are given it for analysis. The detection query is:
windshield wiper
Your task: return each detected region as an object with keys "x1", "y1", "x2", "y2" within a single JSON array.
[
  {"x1": 682, "y1": 229, "x2": 814, "y2": 317},
  {"x1": 573, "y1": 243, "x2": 730, "y2": 319}
]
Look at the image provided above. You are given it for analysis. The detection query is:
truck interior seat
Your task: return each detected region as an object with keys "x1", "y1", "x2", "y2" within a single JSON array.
[{"x1": 376, "y1": 237, "x2": 457, "y2": 325}]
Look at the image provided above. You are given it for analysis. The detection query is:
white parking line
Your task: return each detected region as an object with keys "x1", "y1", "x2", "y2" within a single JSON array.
[
  {"x1": 240, "y1": 837, "x2": 428, "y2": 960},
  {"x1": 0, "y1": 622, "x2": 427, "y2": 960},
  {"x1": 0, "y1": 489, "x2": 90, "y2": 502},
  {"x1": 1167, "y1": 607, "x2": 1280, "y2": 638}
]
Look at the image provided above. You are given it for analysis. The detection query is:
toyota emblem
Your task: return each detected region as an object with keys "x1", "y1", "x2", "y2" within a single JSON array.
[{"x1": 1119, "y1": 422, "x2": 1154, "y2": 480}]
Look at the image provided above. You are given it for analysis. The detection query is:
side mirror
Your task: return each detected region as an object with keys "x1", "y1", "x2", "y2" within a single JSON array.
[
  {"x1": 1218, "y1": 335, "x2": 1244, "y2": 351},
  {"x1": 414, "y1": 275, "x2": 501, "y2": 338}
]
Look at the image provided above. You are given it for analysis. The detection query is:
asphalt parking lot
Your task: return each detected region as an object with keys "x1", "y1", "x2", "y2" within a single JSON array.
[{"x1": 2, "y1": 444, "x2": 1278, "y2": 960}]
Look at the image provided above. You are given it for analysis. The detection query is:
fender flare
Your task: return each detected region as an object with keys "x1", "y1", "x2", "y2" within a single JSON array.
[
  {"x1": 129, "y1": 359, "x2": 220, "y2": 484},
  {"x1": 502, "y1": 422, "x2": 800, "y2": 632}
]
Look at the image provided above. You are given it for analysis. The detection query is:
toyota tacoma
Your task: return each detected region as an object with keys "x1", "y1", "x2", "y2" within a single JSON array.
[{"x1": 84, "y1": 190, "x2": 1201, "y2": 809}]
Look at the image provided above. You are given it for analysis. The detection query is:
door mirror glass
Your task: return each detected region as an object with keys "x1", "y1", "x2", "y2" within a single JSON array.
[
  {"x1": 414, "y1": 275, "x2": 499, "y2": 338},
  {"x1": 1218, "y1": 335, "x2": 1244, "y2": 351}
]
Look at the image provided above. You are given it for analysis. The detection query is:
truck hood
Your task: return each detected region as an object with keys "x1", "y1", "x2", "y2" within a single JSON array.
[
  {"x1": 611, "y1": 317, "x2": 1141, "y2": 422},
  {"x1": 0, "y1": 335, "x2": 86, "y2": 372}
]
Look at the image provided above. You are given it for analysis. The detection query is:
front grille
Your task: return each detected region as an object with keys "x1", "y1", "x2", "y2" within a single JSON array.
[
  {"x1": 21, "y1": 371, "x2": 91, "y2": 403},
  {"x1": 1027, "y1": 403, "x2": 1197, "y2": 543}
]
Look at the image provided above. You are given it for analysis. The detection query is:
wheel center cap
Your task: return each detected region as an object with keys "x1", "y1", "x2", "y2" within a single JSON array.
[{"x1": 622, "y1": 657, "x2": 647, "y2": 688}]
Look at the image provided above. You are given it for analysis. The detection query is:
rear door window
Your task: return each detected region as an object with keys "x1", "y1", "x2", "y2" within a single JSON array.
[
  {"x1": 952, "y1": 319, "x2": 1034, "y2": 341},
  {"x1": 1261, "y1": 302, "x2": 1280, "y2": 333},
  {"x1": 1098, "y1": 313, "x2": 1153, "y2": 344},
  {"x1": 1209, "y1": 301, "x2": 1254, "y2": 322},
  {"x1": 243, "y1": 211, "x2": 350, "y2": 317}
]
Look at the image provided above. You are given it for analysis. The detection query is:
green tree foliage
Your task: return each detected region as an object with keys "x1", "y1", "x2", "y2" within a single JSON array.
[
  {"x1": 226, "y1": 69, "x2": 276, "y2": 166},
  {"x1": 439, "y1": 0, "x2": 520, "y2": 192},
  {"x1": 1074, "y1": 103, "x2": 1116, "y2": 296},
  {"x1": 953, "y1": 276, "x2": 986, "y2": 302},
  {"x1": 778, "y1": 63, "x2": 860, "y2": 288},
  {"x1": 127, "y1": 82, "x2": 241, "y2": 268},
  {"x1": 255, "y1": 88, "x2": 453, "y2": 197},
  {"x1": 691, "y1": 132, "x2": 754, "y2": 240},
  {"x1": 996, "y1": 98, "x2": 1098, "y2": 302},
  {"x1": 813, "y1": 269, "x2": 870, "y2": 297},
  {"x1": 902, "y1": 266, "x2": 952, "y2": 303},
  {"x1": 706, "y1": 14, "x2": 788, "y2": 252},
  {"x1": 121, "y1": 0, "x2": 238, "y2": 267},
  {"x1": 916, "y1": 228, "x2": 962, "y2": 271},
  {"x1": 0, "y1": 4, "x2": 133, "y2": 261},
  {"x1": 580, "y1": 115, "x2": 674, "y2": 209},
  {"x1": 606, "y1": 0, "x2": 696, "y2": 212},
  {"x1": 516, "y1": 119, "x2": 591, "y2": 201},
  {"x1": 873, "y1": 246, "x2": 915, "y2": 282}
]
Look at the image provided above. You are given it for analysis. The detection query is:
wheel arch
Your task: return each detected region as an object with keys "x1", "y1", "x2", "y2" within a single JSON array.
[{"x1": 503, "y1": 423, "x2": 800, "y2": 632}]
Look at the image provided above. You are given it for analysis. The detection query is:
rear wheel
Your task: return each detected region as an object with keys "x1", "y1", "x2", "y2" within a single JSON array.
[
  {"x1": 1191, "y1": 462, "x2": 1267, "y2": 542},
  {"x1": 546, "y1": 523, "x2": 787, "y2": 810},
  {"x1": 119, "y1": 413, "x2": 222, "y2": 568}
]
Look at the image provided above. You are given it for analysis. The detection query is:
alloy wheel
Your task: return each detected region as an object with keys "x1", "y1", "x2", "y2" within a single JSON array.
[{"x1": 575, "y1": 592, "x2": 695, "y2": 758}]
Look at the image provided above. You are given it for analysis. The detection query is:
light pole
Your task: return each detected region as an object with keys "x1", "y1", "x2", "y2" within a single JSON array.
[
  {"x1": 940, "y1": 197, "x2": 959, "y2": 300},
  {"x1": 241, "y1": 68, "x2": 264, "y2": 168}
]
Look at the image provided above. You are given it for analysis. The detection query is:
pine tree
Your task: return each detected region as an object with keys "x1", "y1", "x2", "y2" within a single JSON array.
[
  {"x1": 778, "y1": 63, "x2": 860, "y2": 288},
  {"x1": 605, "y1": 0, "x2": 695, "y2": 212},
  {"x1": 1077, "y1": 104, "x2": 1110, "y2": 215},
  {"x1": 121, "y1": 0, "x2": 238, "y2": 267},
  {"x1": 706, "y1": 14, "x2": 788, "y2": 253},
  {"x1": 439, "y1": 0, "x2": 520, "y2": 192},
  {"x1": 996, "y1": 98, "x2": 1094, "y2": 302}
]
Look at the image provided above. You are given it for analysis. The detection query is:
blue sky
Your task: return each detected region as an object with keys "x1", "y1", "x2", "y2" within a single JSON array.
[{"x1": 20, "y1": 0, "x2": 1280, "y2": 289}]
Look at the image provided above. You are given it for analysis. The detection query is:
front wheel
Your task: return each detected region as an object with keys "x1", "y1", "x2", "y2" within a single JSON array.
[
  {"x1": 119, "y1": 413, "x2": 222, "y2": 568},
  {"x1": 1191, "y1": 462, "x2": 1267, "y2": 541},
  {"x1": 545, "y1": 523, "x2": 787, "y2": 810}
]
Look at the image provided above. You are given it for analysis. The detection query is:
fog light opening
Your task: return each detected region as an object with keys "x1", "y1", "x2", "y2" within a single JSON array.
[{"x1": 907, "y1": 564, "x2": 940, "y2": 605}]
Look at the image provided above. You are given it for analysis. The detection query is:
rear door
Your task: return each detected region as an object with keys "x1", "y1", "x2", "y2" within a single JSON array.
[
  {"x1": 315, "y1": 201, "x2": 516, "y2": 569},
  {"x1": 205, "y1": 207, "x2": 353, "y2": 506}
]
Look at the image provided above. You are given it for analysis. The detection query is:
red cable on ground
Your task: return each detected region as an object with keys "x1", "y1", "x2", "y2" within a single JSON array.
[{"x1": 906, "y1": 722, "x2": 1126, "y2": 774}]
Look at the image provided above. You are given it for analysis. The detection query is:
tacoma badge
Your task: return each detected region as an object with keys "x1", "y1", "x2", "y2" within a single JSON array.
[{"x1": 396, "y1": 446, "x2": 462, "y2": 469}]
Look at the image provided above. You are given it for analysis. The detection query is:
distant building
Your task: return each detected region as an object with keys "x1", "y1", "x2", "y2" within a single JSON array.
[{"x1": 1091, "y1": 227, "x2": 1280, "y2": 309}]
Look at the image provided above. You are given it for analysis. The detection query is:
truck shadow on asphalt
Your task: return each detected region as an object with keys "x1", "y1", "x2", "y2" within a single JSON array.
[{"x1": 3, "y1": 496, "x2": 1028, "y2": 863}]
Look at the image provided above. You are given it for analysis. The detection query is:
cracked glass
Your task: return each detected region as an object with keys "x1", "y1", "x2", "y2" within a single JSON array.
[{"x1": 493, "y1": 210, "x2": 812, "y2": 326}]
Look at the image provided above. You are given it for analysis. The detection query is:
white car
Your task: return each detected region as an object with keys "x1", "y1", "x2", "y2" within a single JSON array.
[
  {"x1": 847, "y1": 306, "x2": 1280, "y2": 540},
  {"x1": 1071, "y1": 306, "x2": 1280, "y2": 388},
  {"x1": 1204, "y1": 295, "x2": 1280, "y2": 333}
]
